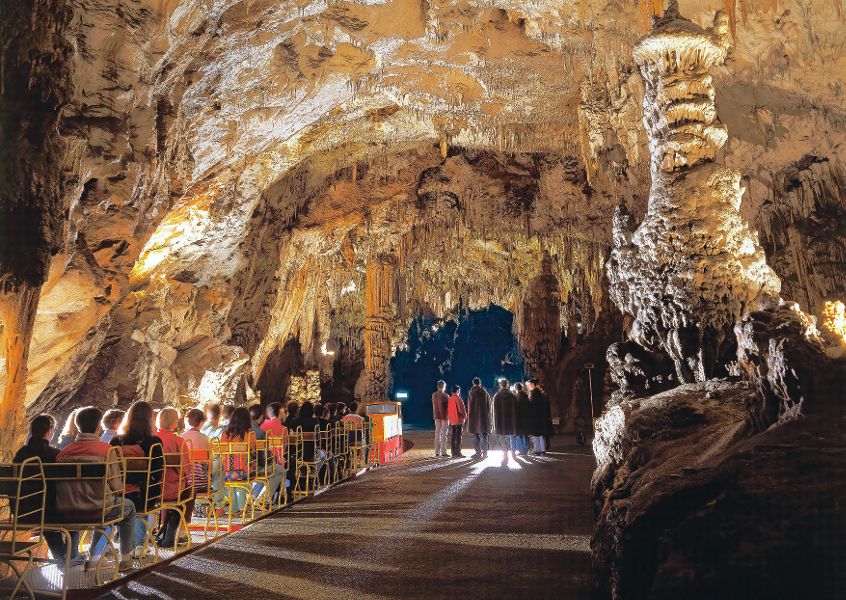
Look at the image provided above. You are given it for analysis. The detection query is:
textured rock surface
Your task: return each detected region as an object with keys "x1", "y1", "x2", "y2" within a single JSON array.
[
  {"x1": 608, "y1": 3, "x2": 781, "y2": 383},
  {"x1": 0, "y1": 0, "x2": 843, "y2": 446},
  {"x1": 591, "y1": 380, "x2": 846, "y2": 599}
]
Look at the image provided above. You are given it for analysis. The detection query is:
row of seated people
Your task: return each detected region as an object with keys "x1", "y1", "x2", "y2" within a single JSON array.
[{"x1": 9, "y1": 399, "x2": 371, "y2": 576}]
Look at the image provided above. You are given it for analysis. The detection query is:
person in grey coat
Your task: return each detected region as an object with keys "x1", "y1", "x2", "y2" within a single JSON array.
[
  {"x1": 492, "y1": 379, "x2": 518, "y2": 456},
  {"x1": 466, "y1": 377, "x2": 491, "y2": 459}
]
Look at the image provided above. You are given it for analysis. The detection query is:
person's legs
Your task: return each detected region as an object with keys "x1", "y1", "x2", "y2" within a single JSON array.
[
  {"x1": 481, "y1": 433, "x2": 489, "y2": 457},
  {"x1": 434, "y1": 420, "x2": 443, "y2": 456},
  {"x1": 44, "y1": 530, "x2": 80, "y2": 561},
  {"x1": 473, "y1": 433, "x2": 481, "y2": 456},
  {"x1": 89, "y1": 498, "x2": 136, "y2": 562}
]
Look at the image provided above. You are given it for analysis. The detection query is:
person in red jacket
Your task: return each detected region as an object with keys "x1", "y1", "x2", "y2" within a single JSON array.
[{"x1": 447, "y1": 385, "x2": 467, "y2": 458}]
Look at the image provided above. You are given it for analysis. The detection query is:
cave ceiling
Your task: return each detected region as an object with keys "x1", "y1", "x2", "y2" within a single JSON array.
[{"x1": 2, "y1": 0, "x2": 845, "y2": 427}]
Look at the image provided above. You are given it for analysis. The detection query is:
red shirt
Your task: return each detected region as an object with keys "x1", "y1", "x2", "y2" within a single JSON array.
[
  {"x1": 157, "y1": 428, "x2": 191, "y2": 501},
  {"x1": 447, "y1": 393, "x2": 467, "y2": 425}
]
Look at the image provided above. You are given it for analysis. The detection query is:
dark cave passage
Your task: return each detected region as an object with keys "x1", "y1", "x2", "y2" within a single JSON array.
[{"x1": 390, "y1": 305, "x2": 525, "y2": 425}]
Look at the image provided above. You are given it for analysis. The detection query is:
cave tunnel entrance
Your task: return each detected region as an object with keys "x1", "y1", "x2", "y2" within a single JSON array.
[{"x1": 390, "y1": 305, "x2": 524, "y2": 426}]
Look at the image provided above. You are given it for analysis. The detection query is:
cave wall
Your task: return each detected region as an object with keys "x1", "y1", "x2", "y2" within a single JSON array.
[{"x1": 0, "y1": 0, "x2": 843, "y2": 443}]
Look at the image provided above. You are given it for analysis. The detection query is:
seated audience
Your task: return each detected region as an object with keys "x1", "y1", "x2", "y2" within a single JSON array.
[
  {"x1": 248, "y1": 404, "x2": 267, "y2": 440},
  {"x1": 260, "y1": 402, "x2": 286, "y2": 437},
  {"x1": 200, "y1": 403, "x2": 224, "y2": 439},
  {"x1": 110, "y1": 401, "x2": 164, "y2": 552},
  {"x1": 100, "y1": 409, "x2": 125, "y2": 443},
  {"x1": 57, "y1": 406, "x2": 137, "y2": 572},
  {"x1": 220, "y1": 404, "x2": 235, "y2": 429},
  {"x1": 56, "y1": 407, "x2": 83, "y2": 450},
  {"x1": 283, "y1": 402, "x2": 299, "y2": 430},
  {"x1": 13, "y1": 414, "x2": 82, "y2": 566},
  {"x1": 155, "y1": 407, "x2": 192, "y2": 547}
]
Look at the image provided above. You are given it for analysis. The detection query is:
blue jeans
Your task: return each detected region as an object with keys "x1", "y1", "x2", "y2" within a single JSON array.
[
  {"x1": 473, "y1": 433, "x2": 489, "y2": 456},
  {"x1": 90, "y1": 498, "x2": 137, "y2": 558},
  {"x1": 515, "y1": 436, "x2": 528, "y2": 454}
]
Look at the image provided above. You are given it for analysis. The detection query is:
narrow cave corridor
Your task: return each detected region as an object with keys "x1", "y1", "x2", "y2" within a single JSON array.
[{"x1": 1, "y1": 0, "x2": 845, "y2": 599}]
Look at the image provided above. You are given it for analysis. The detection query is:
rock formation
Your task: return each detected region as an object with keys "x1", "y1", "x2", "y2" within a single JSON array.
[{"x1": 608, "y1": 2, "x2": 781, "y2": 383}]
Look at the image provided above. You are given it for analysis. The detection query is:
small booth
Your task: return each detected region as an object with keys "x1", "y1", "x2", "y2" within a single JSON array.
[{"x1": 365, "y1": 401, "x2": 404, "y2": 464}]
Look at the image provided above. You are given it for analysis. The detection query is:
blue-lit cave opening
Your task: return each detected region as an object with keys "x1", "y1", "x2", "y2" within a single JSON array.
[{"x1": 390, "y1": 305, "x2": 525, "y2": 426}]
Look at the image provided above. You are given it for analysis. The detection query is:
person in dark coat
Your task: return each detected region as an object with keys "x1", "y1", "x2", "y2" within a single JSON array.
[
  {"x1": 466, "y1": 377, "x2": 490, "y2": 459},
  {"x1": 492, "y1": 379, "x2": 518, "y2": 457},
  {"x1": 514, "y1": 382, "x2": 530, "y2": 455},
  {"x1": 527, "y1": 378, "x2": 548, "y2": 455},
  {"x1": 432, "y1": 381, "x2": 450, "y2": 458},
  {"x1": 12, "y1": 414, "x2": 83, "y2": 566}
]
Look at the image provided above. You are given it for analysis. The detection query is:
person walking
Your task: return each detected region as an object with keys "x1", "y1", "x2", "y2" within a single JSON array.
[
  {"x1": 447, "y1": 385, "x2": 466, "y2": 458},
  {"x1": 527, "y1": 378, "x2": 547, "y2": 455},
  {"x1": 432, "y1": 380, "x2": 450, "y2": 458},
  {"x1": 492, "y1": 379, "x2": 518, "y2": 459},
  {"x1": 466, "y1": 377, "x2": 490, "y2": 459},
  {"x1": 514, "y1": 382, "x2": 530, "y2": 455}
]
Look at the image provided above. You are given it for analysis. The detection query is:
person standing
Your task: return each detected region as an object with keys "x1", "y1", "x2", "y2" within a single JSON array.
[
  {"x1": 514, "y1": 382, "x2": 530, "y2": 455},
  {"x1": 466, "y1": 377, "x2": 490, "y2": 459},
  {"x1": 527, "y1": 378, "x2": 547, "y2": 455},
  {"x1": 538, "y1": 382, "x2": 554, "y2": 451},
  {"x1": 447, "y1": 385, "x2": 466, "y2": 458},
  {"x1": 432, "y1": 380, "x2": 450, "y2": 458},
  {"x1": 492, "y1": 379, "x2": 518, "y2": 459}
]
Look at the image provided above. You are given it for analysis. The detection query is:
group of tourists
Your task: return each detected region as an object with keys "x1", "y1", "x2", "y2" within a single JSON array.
[
  {"x1": 432, "y1": 377, "x2": 553, "y2": 459},
  {"x1": 9, "y1": 397, "x2": 368, "y2": 573}
]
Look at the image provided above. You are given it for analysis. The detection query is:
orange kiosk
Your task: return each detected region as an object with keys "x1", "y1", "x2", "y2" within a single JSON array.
[{"x1": 365, "y1": 401, "x2": 404, "y2": 464}]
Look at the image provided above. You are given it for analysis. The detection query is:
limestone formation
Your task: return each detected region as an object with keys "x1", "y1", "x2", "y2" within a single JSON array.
[{"x1": 608, "y1": 2, "x2": 781, "y2": 383}]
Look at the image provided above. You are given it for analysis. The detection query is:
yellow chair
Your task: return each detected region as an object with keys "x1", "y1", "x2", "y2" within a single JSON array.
[
  {"x1": 122, "y1": 443, "x2": 165, "y2": 564},
  {"x1": 42, "y1": 447, "x2": 129, "y2": 590},
  {"x1": 214, "y1": 437, "x2": 257, "y2": 530},
  {"x1": 345, "y1": 418, "x2": 368, "y2": 472},
  {"x1": 0, "y1": 456, "x2": 46, "y2": 600},
  {"x1": 293, "y1": 427, "x2": 321, "y2": 499},
  {"x1": 187, "y1": 446, "x2": 219, "y2": 541},
  {"x1": 262, "y1": 433, "x2": 288, "y2": 510},
  {"x1": 159, "y1": 444, "x2": 194, "y2": 553}
]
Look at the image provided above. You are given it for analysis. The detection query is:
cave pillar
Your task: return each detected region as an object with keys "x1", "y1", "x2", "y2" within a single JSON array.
[
  {"x1": 0, "y1": 285, "x2": 41, "y2": 449},
  {"x1": 518, "y1": 254, "x2": 561, "y2": 382},
  {"x1": 606, "y1": 1, "x2": 780, "y2": 383},
  {"x1": 358, "y1": 255, "x2": 398, "y2": 403}
]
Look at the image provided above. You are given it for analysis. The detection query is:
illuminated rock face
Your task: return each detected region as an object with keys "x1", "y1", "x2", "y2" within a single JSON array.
[
  {"x1": 1, "y1": 0, "x2": 845, "y2": 445},
  {"x1": 608, "y1": 3, "x2": 781, "y2": 383}
]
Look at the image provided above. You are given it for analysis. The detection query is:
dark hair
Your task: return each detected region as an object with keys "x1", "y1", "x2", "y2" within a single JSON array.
[
  {"x1": 101, "y1": 409, "x2": 125, "y2": 431},
  {"x1": 30, "y1": 414, "x2": 56, "y2": 441},
  {"x1": 248, "y1": 404, "x2": 264, "y2": 421},
  {"x1": 76, "y1": 406, "x2": 103, "y2": 434},
  {"x1": 348, "y1": 402, "x2": 357, "y2": 415},
  {"x1": 186, "y1": 408, "x2": 205, "y2": 428},
  {"x1": 225, "y1": 407, "x2": 252, "y2": 439},
  {"x1": 119, "y1": 401, "x2": 155, "y2": 439},
  {"x1": 472, "y1": 377, "x2": 481, "y2": 386},
  {"x1": 337, "y1": 402, "x2": 348, "y2": 416},
  {"x1": 266, "y1": 402, "x2": 283, "y2": 419},
  {"x1": 436, "y1": 380, "x2": 446, "y2": 390},
  {"x1": 451, "y1": 385, "x2": 461, "y2": 394},
  {"x1": 299, "y1": 401, "x2": 314, "y2": 420},
  {"x1": 499, "y1": 379, "x2": 509, "y2": 388},
  {"x1": 205, "y1": 403, "x2": 221, "y2": 420},
  {"x1": 221, "y1": 404, "x2": 235, "y2": 419},
  {"x1": 286, "y1": 401, "x2": 299, "y2": 417},
  {"x1": 515, "y1": 382, "x2": 524, "y2": 392},
  {"x1": 528, "y1": 378, "x2": 539, "y2": 385}
]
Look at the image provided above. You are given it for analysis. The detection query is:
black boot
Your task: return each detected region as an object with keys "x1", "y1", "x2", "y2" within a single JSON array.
[{"x1": 158, "y1": 511, "x2": 180, "y2": 548}]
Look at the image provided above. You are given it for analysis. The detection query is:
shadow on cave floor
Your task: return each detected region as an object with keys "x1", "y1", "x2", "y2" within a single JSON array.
[{"x1": 101, "y1": 430, "x2": 600, "y2": 600}]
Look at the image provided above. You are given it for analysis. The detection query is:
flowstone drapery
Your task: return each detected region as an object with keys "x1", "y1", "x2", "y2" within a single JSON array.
[{"x1": 607, "y1": 2, "x2": 780, "y2": 383}]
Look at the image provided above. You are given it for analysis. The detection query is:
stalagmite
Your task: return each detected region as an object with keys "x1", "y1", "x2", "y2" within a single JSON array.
[{"x1": 607, "y1": 2, "x2": 781, "y2": 383}]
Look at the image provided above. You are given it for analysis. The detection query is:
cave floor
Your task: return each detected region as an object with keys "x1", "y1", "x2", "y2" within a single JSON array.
[{"x1": 100, "y1": 429, "x2": 599, "y2": 600}]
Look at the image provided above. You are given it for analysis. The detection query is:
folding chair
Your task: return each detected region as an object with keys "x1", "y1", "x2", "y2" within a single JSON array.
[
  {"x1": 122, "y1": 443, "x2": 164, "y2": 564},
  {"x1": 42, "y1": 447, "x2": 129, "y2": 590},
  {"x1": 159, "y1": 443, "x2": 194, "y2": 553},
  {"x1": 214, "y1": 438, "x2": 258, "y2": 530},
  {"x1": 293, "y1": 427, "x2": 322, "y2": 499},
  {"x1": 0, "y1": 456, "x2": 46, "y2": 600},
  {"x1": 187, "y1": 446, "x2": 219, "y2": 541}
]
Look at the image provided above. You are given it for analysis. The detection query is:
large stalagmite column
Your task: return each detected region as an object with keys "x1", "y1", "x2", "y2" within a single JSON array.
[
  {"x1": 357, "y1": 255, "x2": 398, "y2": 403},
  {"x1": 607, "y1": 1, "x2": 780, "y2": 383}
]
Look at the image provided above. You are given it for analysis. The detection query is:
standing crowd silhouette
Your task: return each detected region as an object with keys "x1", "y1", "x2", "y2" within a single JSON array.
[{"x1": 431, "y1": 377, "x2": 553, "y2": 459}]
